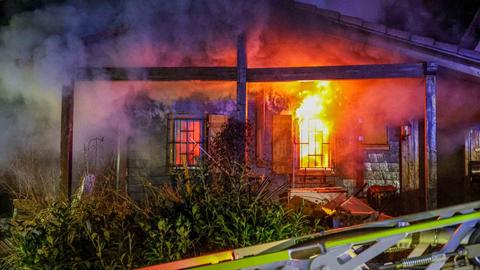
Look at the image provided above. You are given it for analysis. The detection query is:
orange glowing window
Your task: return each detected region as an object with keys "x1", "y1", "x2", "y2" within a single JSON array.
[
  {"x1": 297, "y1": 119, "x2": 331, "y2": 168},
  {"x1": 294, "y1": 81, "x2": 333, "y2": 169},
  {"x1": 170, "y1": 118, "x2": 203, "y2": 167}
]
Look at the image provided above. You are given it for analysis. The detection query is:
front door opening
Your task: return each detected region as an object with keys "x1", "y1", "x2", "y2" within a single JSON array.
[{"x1": 294, "y1": 81, "x2": 334, "y2": 172}]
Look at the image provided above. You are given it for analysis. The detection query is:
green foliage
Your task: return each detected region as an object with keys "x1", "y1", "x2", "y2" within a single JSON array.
[
  {"x1": 2, "y1": 119, "x2": 325, "y2": 269},
  {"x1": 139, "y1": 166, "x2": 319, "y2": 266},
  {"x1": 3, "y1": 192, "x2": 141, "y2": 270},
  {"x1": 2, "y1": 166, "x2": 322, "y2": 269}
]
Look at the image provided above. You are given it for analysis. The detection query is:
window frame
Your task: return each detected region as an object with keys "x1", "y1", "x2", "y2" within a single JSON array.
[
  {"x1": 168, "y1": 115, "x2": 205, "y2": 168},
  {"x1": 294, "y1": 118, "x2": 335, "y2": 172}
]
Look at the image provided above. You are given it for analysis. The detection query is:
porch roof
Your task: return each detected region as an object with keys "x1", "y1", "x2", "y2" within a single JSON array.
[{"x1": 293, "y1": 1, "x2": 480, "y2": 77}]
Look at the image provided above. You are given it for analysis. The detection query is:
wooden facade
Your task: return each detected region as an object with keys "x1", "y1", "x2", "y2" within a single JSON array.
[{"x1": 272, "y1": 115, "x2": 293, "y2": 174}]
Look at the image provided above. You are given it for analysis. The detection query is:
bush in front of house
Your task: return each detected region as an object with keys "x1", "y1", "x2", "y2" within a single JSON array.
[
  {"x1": 140, "y1": 165, "x2": 323, "y2": 265},
  {"x1": 2, "y1": 191, "x2": 141, "y2": 269},
  {"x1": 1, "y1": 118, "x2": 330, "y2": 269},
  {"x1": 1, "y1": 164, "x2": 323, "y2": 269}
]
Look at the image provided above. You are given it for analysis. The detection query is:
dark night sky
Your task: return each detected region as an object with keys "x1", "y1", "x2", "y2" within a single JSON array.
[
  {"x1": 0, "y1": 0, "x2": 479, "y2": 44},
  {"x1": 384, "y1": 0, "x2": 480, "y2": 44},
  {"x1": 302, "y1": 0, "x2": 480, "y2": 44}
]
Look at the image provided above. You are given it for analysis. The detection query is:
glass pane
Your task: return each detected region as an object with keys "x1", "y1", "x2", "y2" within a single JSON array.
[
  {"x1": 180, "y1": 128, "x2": 186, "y2": 143},
  {"x1": 299, "y1": 122, "x2": 308, "y2": 143},
  {"x1": 314, "y1": 131, "x2": 321, "y2": 141},
  {"x1": 175, "y1": 144, "x2": 180, "y2": 165},
  {"x1": 181, "y1": 142, "x2": 186, "y2": 155},
  {"x1": 193, "y1": 144, "x2": 200, "y2": 159},
  {"x1": 308, "y1": 133, "x2": 315, "y2": 155},
  {"x1": 193, "y1": 121, "x2": 200, "y2": 142},
  {"x1": 315, "y1": 156, "x2": 322, "y2": 167},
  {"x1": 308, "y1": 156, "x2": 315, "y2": 168},
  {"x1": 175, "y1": 121, "x2": 181, "y2": 142},
  {"x1": 323, "y1": 144, "x2": 329, "y2": 167},
  {"x1": 188, "y1": 120, "x2": 194, "y2": 132}
]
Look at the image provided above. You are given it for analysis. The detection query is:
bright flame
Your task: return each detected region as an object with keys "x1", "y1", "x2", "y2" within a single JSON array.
[{"x1": 295, "y1": 81, "x2": 334, "y2": 168}]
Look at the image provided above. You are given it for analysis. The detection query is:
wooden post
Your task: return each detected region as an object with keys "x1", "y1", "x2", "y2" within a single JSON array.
[
  {"x1": 424, "y1": 62, "x2": 438, "y2": 210},
  {"x1": 400, "y1": 120, "x2": 422, "y2": 212},
  {"x1": 237, "y1": 33, "x2": 247, "y2": 122},
  {"x1": 256, "y1": 89, "x2": 265, "y2": 166},
  {"x1": 60, "y1": 81, "x2": 74, "y2": 199},
  {"x1": 236, "y1": 33, "x2": 248, "y2": 161}
]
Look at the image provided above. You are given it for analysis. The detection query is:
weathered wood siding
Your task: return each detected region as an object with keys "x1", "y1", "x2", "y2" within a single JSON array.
[{"x1": 272, "y1": 115, "x2": 293, "y2": 174}]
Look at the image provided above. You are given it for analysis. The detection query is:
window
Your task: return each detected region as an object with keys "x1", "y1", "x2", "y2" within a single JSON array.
[
  {"x1": 297, "y1": 118, "x2": 332, "y2": 169},
  {"x1": 169, "y1": 117, "x2": 204, "y2": 167}
]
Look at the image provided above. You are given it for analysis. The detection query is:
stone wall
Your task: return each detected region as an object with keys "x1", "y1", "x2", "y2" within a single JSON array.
[{"x1": 363, "y1": 127, "x2": 400, "y2": 189}]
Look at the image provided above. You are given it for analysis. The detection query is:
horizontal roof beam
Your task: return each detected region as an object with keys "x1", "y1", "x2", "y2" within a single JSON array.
[
  {"x1": 247, "y1": 63, "x2": 425, "y2": 82},
  {"x1": 79, "y1": 62, "x2": 427, "y2": 82},
  {"x1": 79, "y1": 67, "x2": 237, "y2": 81}
]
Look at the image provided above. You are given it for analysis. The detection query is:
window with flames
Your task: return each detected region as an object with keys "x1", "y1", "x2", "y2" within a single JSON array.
[
  {"x1": 294, "y1": 81, "x2": 334, "y2": 170},
  {"x1": 297, "y1": 118, "x2": 332, "y2": 169},
  {"x1": 168, "y1": 118, "x2": 204, "y2": 167}
]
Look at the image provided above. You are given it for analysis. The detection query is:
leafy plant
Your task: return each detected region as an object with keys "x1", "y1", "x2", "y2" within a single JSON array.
[
  {"x1": 2, "y1": 167, "x2": 322, "y2": 269},
  {"x1": 3, "y1": 191, "x2": 142, "y2": 270},
  {"x1": 2, "y1": 119, "x2": 327, "y2": 269}
]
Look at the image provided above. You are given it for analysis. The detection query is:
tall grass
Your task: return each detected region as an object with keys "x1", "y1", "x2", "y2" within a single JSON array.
[
  {"x1": 0, "y1": 119, "x2": 325, "y2": 269},
  {"x1": 0, "y1": 149, "x2": 61, "y2": 215},
  {"x1": 1, "y1": 163, "x2": 323, "y2": 269}
]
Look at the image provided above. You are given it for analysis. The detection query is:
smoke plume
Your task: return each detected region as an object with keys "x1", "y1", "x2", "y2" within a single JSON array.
[
  {"x1": 1, "y1": 0, "x2": 478, "y2": 196},
  {"x1": 0, "y1": 0, "x2": 269, "y2": 173}
]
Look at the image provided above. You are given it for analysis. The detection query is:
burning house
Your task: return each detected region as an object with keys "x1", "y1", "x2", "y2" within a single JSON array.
[{"x1": 43, "y1": 0, "x2": 480, "y2": 213}]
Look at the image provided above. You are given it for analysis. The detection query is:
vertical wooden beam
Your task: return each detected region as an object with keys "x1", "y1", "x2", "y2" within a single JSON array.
[
  {"x1": 60, "y1": 81, "x2": 74, "y2": 199},
  {"x1": 237, "y1": 33, "x2": 247, "y2": 122},
  {"x1": 424, "y1": 62, "x2": 438, "y2": 210},
  {"x1": 236, "y1": 33, "x2": 248, "y2": 161},
  {"x1": 256, "y1": 89, "x2": 265, "y2": 166},
  {"x1": 400, "y1": 120, "x2": 422, "y2": 212}
]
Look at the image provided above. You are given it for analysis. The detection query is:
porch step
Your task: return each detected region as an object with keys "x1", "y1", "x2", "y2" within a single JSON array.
[
  {"x1": 293, "y1": 173, "x2": 328, "y2": 188},
  {"x1": 293, "y1": 182, "x2": 330, "y2": 188}
]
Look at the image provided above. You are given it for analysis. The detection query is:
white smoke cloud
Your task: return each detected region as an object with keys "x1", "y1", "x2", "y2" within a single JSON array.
[
  {"x1": 0, "y1": 0, "x2": 270, "y2": 172},
  {"x1": 1, "y1": 0, "x2": 475, "y2": 195}
]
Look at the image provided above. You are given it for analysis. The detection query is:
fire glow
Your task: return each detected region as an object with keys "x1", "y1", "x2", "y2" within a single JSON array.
[{"x1": 295, "y1": 81, "x2": 334, "y2": 169}]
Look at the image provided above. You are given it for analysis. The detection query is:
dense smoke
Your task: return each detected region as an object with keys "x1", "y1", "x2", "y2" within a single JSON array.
[
  {"x1": 0, "y1": 0, "x2": 424, "y2": 177},
  {"x1": 1, "y1": 0, "x2": 478, "y2": 194},
  {"x1": 0, "y1": 0, "x2": 269, "y2": 172}
]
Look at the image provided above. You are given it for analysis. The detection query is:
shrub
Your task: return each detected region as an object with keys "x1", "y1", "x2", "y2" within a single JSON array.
[
  {"x1": 139, "y1": 166, "x2": 320, "y2": 266},
  {"x1": 3, "y1": 191, "x2": 142, "y2": 269},
  {"x1": 2, "y1": 165, "x2": 323, "y2": 269},
  {"x1": 2, "y1": 119, "x2": 326, "y2": 269}
]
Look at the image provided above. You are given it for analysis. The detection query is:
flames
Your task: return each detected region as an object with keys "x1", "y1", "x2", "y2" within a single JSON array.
[{"x1": 295, "y1": 81, "x2": 334, "y2": 169}]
